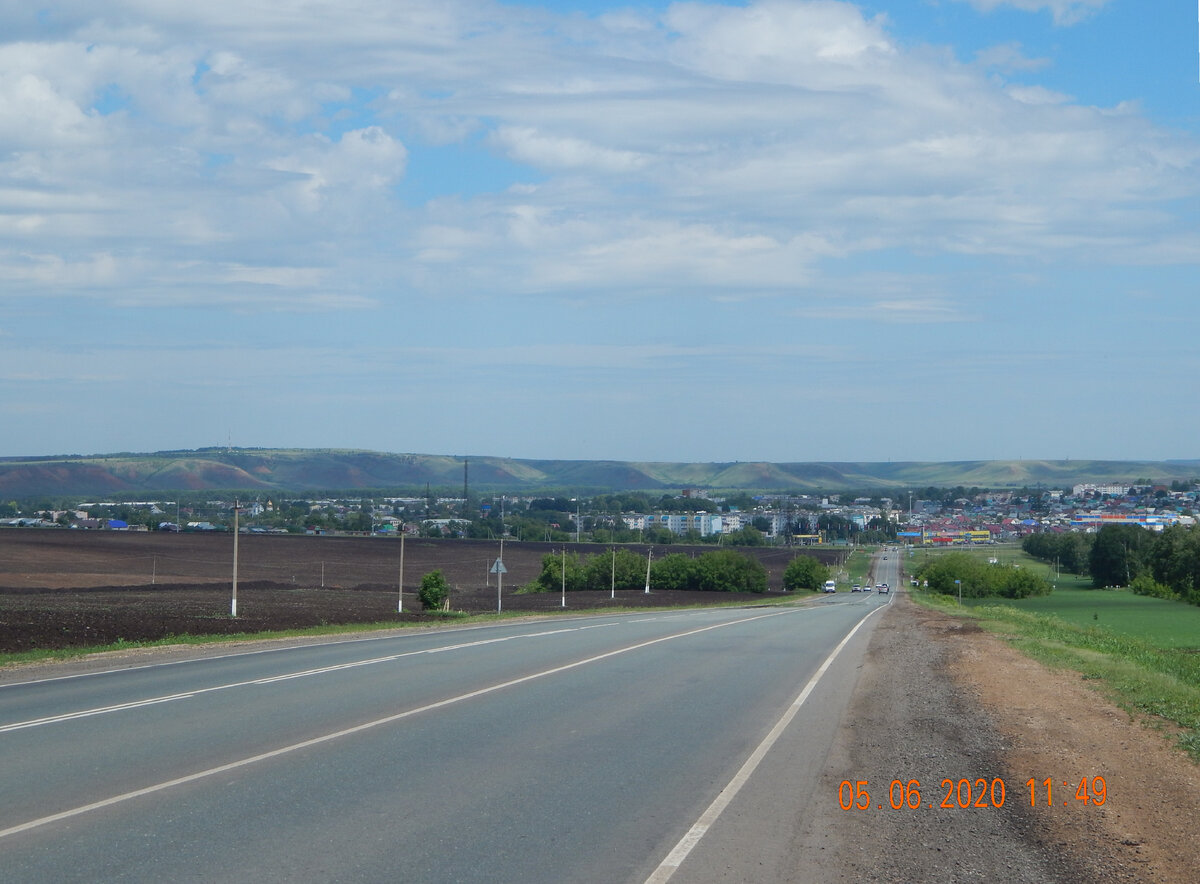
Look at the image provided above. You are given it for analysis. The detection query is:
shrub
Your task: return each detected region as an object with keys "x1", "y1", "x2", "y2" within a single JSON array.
[
  {"x1": 650, "y1": 553, "x2": 696, "y2": 590},
  {"x1": 1130, "y1": 573, "x2": 1176, "y2": 600},
  {"x1": 783, "y1": 554, "x2": 829, "y2": 591},
  {"x1": 693, "y1": 548, "x2": 767, "y2": 593},
  {"x1": 522, "y1": 551, "x2": 587, "y2": 594},
  {"x1": 916, "y1": 552, "x2": 1050, "y2": 599},
  {"x1": 418, "y1": 569, "x2": 450, "y2": 610}
]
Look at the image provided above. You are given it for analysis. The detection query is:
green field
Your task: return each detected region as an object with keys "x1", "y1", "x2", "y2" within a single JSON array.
[
  {"x1": 963, "y1": 587, "x2": 1200, "y2": 650},
  {"x1": 907, "y1": 543, "x2": 1200, "y2": 649}
]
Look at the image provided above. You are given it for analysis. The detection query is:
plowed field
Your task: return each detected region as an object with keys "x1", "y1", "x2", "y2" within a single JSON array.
[{"x1": 0, "y1": 529, "x2": 831, "y2": 652}]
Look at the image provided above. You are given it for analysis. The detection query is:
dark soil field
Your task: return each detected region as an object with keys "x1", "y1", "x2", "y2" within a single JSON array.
[{"x1": 0, "y1": 529, "x2": 837, "y2": 653}]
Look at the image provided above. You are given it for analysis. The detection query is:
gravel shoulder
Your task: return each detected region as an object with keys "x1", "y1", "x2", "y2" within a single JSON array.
[{"x1": 809, "y1": 590, "x2": 1200, "y2": 883}]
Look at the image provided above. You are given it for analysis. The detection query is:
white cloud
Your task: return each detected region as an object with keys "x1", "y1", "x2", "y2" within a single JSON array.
[
  {"x1": 1005, "y1": 84, "x2": 1071, "y2": 105},
  {"x1": 491, "y1": 126, "x2": 648, "y2": 173},
  {"x1": 664, "y1": 0, "x2": 895, "y2": 85},
  {"x1": 0, "y1": 2, "x2": 1196, "y2": 345},
  {"x1": 267, "y1": 125, "x2": 407, "y2": 209},
  {"x1": 0, "y1": 69, "x2": 96, "y2": 149},
  {"x1": 974, "y1": 42, "x2": 1051, "y2": 73},
  {"x1": 951, "y1": 0, "x2": 1111, "y2": 26}
]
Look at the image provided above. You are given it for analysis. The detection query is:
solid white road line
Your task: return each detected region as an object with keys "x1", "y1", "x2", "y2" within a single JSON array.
[
  {"x1": 0, "y1": 609, "x2": 792, "y2": 841},
  {"x1": 0, "y1": 621, "x2": 623, "y2": 733},
  {"x1": 644, "y1": 602, "x2": 887, "y2": 884}
]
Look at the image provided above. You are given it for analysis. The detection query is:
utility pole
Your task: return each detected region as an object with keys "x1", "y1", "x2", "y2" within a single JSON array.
[
  {"x1": 398, "y1": 531, "x2": 405, "y2": 613},
  {"x1": 231, "y1": 500, "x2": 241, "y2": 617},
  {"x1": 462, "y1": 458, "x2": 469, "y2": 518},
  {"x1": 495, "y1": 538, "x2": 505, "y2": 613}
]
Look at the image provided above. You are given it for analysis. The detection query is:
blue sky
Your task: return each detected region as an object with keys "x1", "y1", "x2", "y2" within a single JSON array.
[{"x1": 2, "y1": 1, "x2": 1198, "y2": 464}]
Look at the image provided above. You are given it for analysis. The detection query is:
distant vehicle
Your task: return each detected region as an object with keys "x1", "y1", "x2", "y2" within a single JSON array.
[
  {"x1": 851, "y1": 584, "x2": 862, "y2": 592},
  {"x1": 823, "y1": 580, "x2": 837, "y2": 593},
  {"x1": 878, "y1": 583, "x2": 890, "y2": 594}
]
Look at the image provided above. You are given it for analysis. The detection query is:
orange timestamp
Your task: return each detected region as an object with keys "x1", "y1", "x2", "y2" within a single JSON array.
[{"x1": 838, "y1": 776, "x2": 1107, "y2": 811}]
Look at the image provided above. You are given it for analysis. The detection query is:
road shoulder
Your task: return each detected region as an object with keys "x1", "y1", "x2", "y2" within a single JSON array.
[{"x1": 803, "y1": 591, "x2": 1200, "y2": 883}]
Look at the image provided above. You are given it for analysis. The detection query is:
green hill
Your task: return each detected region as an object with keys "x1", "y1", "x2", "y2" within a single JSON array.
[{"x1": 0, "y1": 449, "x2": 1197, "y2": 498}]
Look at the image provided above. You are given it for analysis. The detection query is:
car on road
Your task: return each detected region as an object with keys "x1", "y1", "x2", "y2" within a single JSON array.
[
  {"x1": 823, "y1": 580, "x2": 837, "y2": 593},
  {"x1": 851, "y1": 583, "x2": 862, "y2": 592},
  {"x1": 878, "y1": 583, "x2": 890, "y2": 594}
]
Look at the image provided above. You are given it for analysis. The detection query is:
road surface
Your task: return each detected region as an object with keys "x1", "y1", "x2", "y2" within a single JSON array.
[{"x1": 0, "y1": 556, "x2": 899, "y2": 882}]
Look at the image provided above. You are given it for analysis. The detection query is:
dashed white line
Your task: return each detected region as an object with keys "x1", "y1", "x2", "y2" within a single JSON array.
[
  {"x1": 0, "y1": 609, "x2": 791, "y2": 841},
  {"x1": 0, "y1": 621, "x2": 619, "y2": 733}
]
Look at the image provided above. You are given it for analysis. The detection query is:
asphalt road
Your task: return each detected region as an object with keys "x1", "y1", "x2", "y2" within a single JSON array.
[{"x1": 0, "y1": 557, "x2": 899, "y2": 883}]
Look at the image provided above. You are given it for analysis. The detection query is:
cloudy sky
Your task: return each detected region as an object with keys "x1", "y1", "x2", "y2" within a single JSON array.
[{"x1": 2, "y1": 1, "x2": 1197, "y2": 463}]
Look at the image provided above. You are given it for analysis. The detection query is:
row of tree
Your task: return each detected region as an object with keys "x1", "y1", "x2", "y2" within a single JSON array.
[
  {"x1": 1023, "y1": 523, "x2": 1200, "y2": 602},
  {"x1": 1021, "y1": 531, "x2": 1094, "y2": 576},
  {"x1": 519, "y1": 549, "x2": 840, "y2": 595},
  {"x1": 1067, "y1": 524, "x2": 1200, "y2": 605},
  {"x1": 519, "y1": 548, "x2": 833, "y2": 595}
]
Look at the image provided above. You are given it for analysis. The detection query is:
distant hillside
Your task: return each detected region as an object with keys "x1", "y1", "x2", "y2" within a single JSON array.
[{"x1": 1, "y1": 449, "x2": 1197, "y2": 498}]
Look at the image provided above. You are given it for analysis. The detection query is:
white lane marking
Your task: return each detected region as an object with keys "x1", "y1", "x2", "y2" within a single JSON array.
[
  {"x1": 644, "y1": 603, "x2": 887, "y2": 884},
  {"x1": 0, "y1": 621, "x2": 622, "y2": 733},
  {"x1": 0, "y1": 609, "x2": 792, "y2": 841},
  {"x1": 0, "y1": 610, "x2": 676, "y2": 691},
  {"x1": 0, "y1": 694, "x2": 197, "y2": 732}
]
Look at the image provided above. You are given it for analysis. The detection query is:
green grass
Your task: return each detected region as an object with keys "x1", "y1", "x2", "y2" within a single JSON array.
[
  {"x1": 909, "y1": 543, "x2": 1200, "y2": 649},
  {"x1": 913, "y1": 590, "x2": 1200, "y2": 760},
  {"x1": 844, "y1": 546, "x2": 876, "y2": 587},
  {"x1": 962, "y1": 587, "x2": 1200, "y2": 650}
]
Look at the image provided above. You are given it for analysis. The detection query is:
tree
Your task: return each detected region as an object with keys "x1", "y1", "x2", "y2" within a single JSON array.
[
  {"x1": 693, "y1": 548, "x2": 767, "y2": 593},
  {"x1": 783, "y1": 554, "x2": 829, "y2": 591},
  {"x1": 650, "y1": 553, "x2": 695, "y2": 590},
  {"x1": 523, "y1": 551, "x2": 587, "y2": 593},
  {"x1": 418, "y1": 570, "x2": 450, "y2": 610},
  {"x1": 1022, "y1": 531, "x2": 1092, "y2": 576},
  {"x1": 643, "y1": 526, "x2": 675, "y2": 545},
  {"x1": 1148, "y1": 525, "x2": 1200, "y2": 599},
  {"x1": 1089, "y1": 524, "x2": 1152, "y2": 588},
  {"x1": 915, "y1": 552, "x2": 1050, "y2": 599},
  {"x1": 723, "y1": 527, "x2": 766, "y2": 546},
  {"x1": 583, "y1": 549, "x2": 648, "y2": 592}
]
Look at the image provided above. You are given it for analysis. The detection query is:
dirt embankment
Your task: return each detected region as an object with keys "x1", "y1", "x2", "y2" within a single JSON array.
[{"x1": 818, "y1": 592, "x2": 1200, "y2": 883}]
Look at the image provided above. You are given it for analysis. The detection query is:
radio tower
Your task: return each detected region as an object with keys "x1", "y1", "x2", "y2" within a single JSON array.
[{"x1": 463, "y1": 458, "x2": 469, "y2": 518}]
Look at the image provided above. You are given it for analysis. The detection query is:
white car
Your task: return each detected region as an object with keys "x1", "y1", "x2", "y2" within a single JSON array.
[
  {"x1": 851, "y1": 584, "x2": 862, "y2": 592},
  {"x1": 878, "y1": 583, "x2": 890, "y2": 594}
]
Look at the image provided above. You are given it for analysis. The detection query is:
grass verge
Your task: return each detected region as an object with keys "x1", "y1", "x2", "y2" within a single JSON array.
[
  {"x1": 912, "y1": 590, "x2": 1200, "y2": 761},
  {"x1": 844, "y1": 545, "x2": 875, "y2": 587}
]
